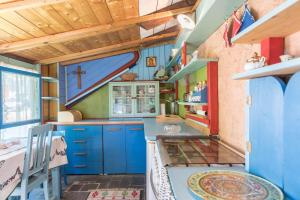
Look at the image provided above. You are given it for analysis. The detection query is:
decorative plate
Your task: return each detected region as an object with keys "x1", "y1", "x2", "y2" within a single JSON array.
[{"x1": 187, "y1": 170, "x2": 284, "y2": 200}]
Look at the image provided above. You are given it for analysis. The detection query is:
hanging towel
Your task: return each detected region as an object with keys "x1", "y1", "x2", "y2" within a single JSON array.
[
  {"x1": 240, "y1": 4, "x2": 255, "y2": 32},
  {"x1": 223, "y1": 20, "x2": 230, "y2": 47},
  {"x1": 232, "y1": 11, "x2": 242, "y2": 37}
]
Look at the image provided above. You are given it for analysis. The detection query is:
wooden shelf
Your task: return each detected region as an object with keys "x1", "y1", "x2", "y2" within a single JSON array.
[
  {"x1": 184, "y1": 0, "x2": 244, "y2": 48},
  {"x1": 186, "y1": 113, "x2": 209, "y2": 126},
  {"x1": 42, "y1": 96, "x2": 59, "y2": 101},
  {"x1": 42, "y1": 76, "x2": 58, "y2": 82},
  {"x1": 160, "y1": 89, "x2": 175, "y2": 94},
  {"x1": 178, "y1": 101, "x2": 207, "y2": 106},
  {"x1": 233, "y1": 57, "x2": 300, "y2": 80},
  {"x1": 168, "y1": 58, "x2": 218, "y2": 82},
  {"x1": 232, "y1": 0, "x2": 300, "y2": 43}
]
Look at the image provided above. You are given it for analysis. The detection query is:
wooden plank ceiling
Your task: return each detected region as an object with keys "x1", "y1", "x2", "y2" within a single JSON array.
[{"x1": 0, "y1": 0, "x2": 197, "y2": 64}]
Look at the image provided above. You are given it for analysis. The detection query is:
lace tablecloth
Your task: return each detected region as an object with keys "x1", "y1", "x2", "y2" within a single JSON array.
[{"x1": 0, "y1": 136, "x2": 68, "y2": 199}]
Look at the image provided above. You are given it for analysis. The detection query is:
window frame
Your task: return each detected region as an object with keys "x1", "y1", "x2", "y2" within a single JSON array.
[{"x1": 0, "y1": 66, "x2": 41, "y2": 129}]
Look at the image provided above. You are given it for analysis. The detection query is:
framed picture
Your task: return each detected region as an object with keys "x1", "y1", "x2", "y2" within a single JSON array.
[{"x1": 146, "y1": 56, "x2": 157, "y2": 67}]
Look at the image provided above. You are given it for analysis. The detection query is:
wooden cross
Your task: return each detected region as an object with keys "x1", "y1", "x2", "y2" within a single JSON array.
[{"x1": 72, "y1": 65, "x2": 86, "y2": 89}]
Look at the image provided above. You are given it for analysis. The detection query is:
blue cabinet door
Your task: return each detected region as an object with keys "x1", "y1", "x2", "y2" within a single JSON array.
[
  {"x1": 249, "y1": 77, "x2": 285, "y2": 187},
  {"x1": 284, "y1": 72, "x2": 300, "y2": 200},
  {"x1": 57, "y1": 125, "x2": 103, "y2": 174},
  {"x1": 103, "y1": 125, "x2": 126, "y2": 174},
  {"x1": 125, "y1": 125, "x2": 146, "y2": 174}
]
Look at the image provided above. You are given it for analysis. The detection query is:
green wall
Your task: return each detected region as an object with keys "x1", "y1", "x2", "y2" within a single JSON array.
[
  {"x1": 72, "y1": 85, "x2": 109, "y2": 118},
  {"x1": 178, "y1": 66, "x2": 207, "y2": 118}
]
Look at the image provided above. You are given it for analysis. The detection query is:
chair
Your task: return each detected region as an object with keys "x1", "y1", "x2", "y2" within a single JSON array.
[{"x1": 10, "y1": 124, "x2": 54, "y2": 200}]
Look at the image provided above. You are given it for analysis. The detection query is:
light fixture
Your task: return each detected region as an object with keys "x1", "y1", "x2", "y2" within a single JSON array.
[{"x1": 177, "y1": 14, "x2": 195, "y2": 30}]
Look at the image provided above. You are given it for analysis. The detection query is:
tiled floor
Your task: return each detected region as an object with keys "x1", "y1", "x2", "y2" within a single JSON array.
[{"x1": 62, "y1": 174, "x2": 146, "y2": 200}]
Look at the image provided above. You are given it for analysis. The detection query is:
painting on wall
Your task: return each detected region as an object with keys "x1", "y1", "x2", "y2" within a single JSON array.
[{"x1": 146, "y1": 56, "x2": 157, "y2": 67}]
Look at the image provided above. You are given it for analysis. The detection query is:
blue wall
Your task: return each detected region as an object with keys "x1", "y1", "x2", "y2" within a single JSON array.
[
  {"x1": 126, "y1": 44, "x2": 173, "y2": 80},
  {"x1": 65, "y1": 52, "x2": 136, "y2": 101},
  {"x1": 61, "y1": 44, "x2": 173, "y2": 106}
]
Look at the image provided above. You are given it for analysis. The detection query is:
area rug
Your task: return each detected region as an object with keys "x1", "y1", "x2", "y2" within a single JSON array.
[{"x1": 86, "y1": 189, "x2": 141, "y2": 200}]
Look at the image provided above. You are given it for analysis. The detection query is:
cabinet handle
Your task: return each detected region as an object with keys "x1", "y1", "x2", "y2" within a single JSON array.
[
  {"x1": 129, "y1": 128, "x2": 143, "y2": 131},
  {"x1": 73, "y1": 140, "x2": 87, "y2": 144},
  {"x1": 107, "y1": 128, "x2": 121, "y2": 132},
  {"x1": 73, "y1": 165, "x2": 87, "y2": 168},
  {"x1": 72, "y1": 128, "x2": 85, "y2": 131},
  {"x1": 74, "y1": 152, "x2": 88, "y2": 156}
]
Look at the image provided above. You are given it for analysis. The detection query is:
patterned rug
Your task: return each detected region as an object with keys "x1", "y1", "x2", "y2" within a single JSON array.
[
  {"x1": 188, "y1": 170, "x2": 284, "y2": 200},
  {"x1": 86, "y1": 189, "x2": 141, "y2": 200}
]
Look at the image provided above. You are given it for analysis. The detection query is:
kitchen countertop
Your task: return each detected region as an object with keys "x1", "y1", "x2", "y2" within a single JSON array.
[
  {"x1": 49, "y1": 118, "x2": 144, "y2": 125},
  {"x1": 167, "y1": 166, "x2": 245, "y2": 200},
  {"x1": 143, "y1": 118, "x2": 208, "y2": 141}
]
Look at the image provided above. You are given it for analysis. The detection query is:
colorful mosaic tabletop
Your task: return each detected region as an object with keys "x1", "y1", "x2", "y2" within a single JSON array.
[
  {"x1": 87, "y1": 189, "x2": 141, "y2": 200},
  {"x1": 187, "y1": 170, "x2": 284, "y2": 200}
]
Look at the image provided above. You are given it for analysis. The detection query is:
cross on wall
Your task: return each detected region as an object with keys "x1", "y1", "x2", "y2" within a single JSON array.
[{"x1": 72, "y1": 65, "x2": 86, "y2": 89}]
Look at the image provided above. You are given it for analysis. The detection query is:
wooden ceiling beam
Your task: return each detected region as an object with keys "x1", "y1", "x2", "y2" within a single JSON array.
[
  {"x1": 61, "y1": 48, "x2": 140, "y2": 66},
  {"x1": 0, "y1": 6, "x2": 192, "y2": 53},
  {"x1": 192, "y1": 0, "x2": 202, "y2": 11},
  {"x1": 37, "y1": 31, "x2": 178, "y2": 64},
  {"x1": 0, "y1": 0, "x2": 67, "y2": 13}
]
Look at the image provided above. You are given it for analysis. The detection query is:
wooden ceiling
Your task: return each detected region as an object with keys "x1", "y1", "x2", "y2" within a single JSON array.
[{"x1": 0, "y1": 0, "x2": 198, "y2": 65}]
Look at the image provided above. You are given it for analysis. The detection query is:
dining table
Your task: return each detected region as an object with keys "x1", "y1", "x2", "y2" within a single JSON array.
[{"x1": 0, "y1": 136, "x2": 68, "y2": 200}]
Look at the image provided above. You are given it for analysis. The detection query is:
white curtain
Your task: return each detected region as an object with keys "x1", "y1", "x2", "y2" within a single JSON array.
[
  {"x1": 0, "y1": 70, "x2": 40, "y2": 140},
  {"x1": 1, "y1": 71, "x2": 40, "y2": 124}
]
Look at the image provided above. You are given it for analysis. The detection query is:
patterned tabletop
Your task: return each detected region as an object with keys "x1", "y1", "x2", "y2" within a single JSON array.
[
  {"x1": 0, "y1": 136, "x2": 68, "y2": 200},
  {"x1": 187, "y1": 170, "x2": 284, "y2": 200}
]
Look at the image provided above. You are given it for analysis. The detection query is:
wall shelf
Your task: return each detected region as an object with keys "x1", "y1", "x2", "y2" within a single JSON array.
[
  {"x1": 233, "y1": 58, "x2": 300, "y2": 80},
  {"x1": 177, "y1": 101, "x2": 207, "y2": 106},
  {"x1": 181, "y1": 0, "x2": 244, "y2": 48},
  {"x1": 42, "y1": 76, "x2": 58, "y2": 82},
  {"x1": 42, "y1": 96, "x2": 59, "y2": 101},
  {"x1": 168, "y1": 58, "x2": 218, "y2": 82},
  {"x1": 232, "y1": 0, "x2": 300, "y2": 44}
]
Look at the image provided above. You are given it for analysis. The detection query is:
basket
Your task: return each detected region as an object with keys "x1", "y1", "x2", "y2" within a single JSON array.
[{"x1": 120, "y1": 73, "x2": 137, "y2": 81}]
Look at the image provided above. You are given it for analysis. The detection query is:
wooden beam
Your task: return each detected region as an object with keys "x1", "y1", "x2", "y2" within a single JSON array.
[
  {"x1": 0, "y1": 0, "x2": 67, "y2": 13},
  {"x1": 192, "y1": 0, "x2": 201, "y2": 11},
  {"x1": 61, "y1": 48, "x2": 140, "y2": 66},
  {"x1": 0, "y1": 6, "x2": 192, "y2": 53},
  {"x1": 62, "y1": 39, "x2": 176, "y2": 65},
  {"x1": 37, "y1": 32, "x2": 178, "y2": 64}
]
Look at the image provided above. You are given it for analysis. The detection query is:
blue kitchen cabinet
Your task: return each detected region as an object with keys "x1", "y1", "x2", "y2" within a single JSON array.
[
  {"x1": 125, "y1": 125, "x2": 146, "y2": 173},
  {"x1": 103, "y1": 125, "x2": 126, "y2": 174},
  {"x1": 57, "y1": 125, "x2": 103, "y2": 174}
]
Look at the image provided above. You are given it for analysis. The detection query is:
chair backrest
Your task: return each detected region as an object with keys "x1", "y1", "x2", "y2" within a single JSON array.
[{"x1": 23, "y1": 124, "x2": 54, "y2": 177}]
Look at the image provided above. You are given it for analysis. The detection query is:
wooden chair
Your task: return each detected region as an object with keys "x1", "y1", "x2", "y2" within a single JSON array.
[{"x1": 10, "y1": 124, "x2": 54, "y2": 200}]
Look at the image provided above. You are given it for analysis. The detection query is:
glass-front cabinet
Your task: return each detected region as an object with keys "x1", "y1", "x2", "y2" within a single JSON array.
[{"x1": 109, "y1": 82, "x2": 159, "y2": 117}]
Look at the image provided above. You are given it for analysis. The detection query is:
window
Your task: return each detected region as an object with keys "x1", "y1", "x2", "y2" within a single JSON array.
[
  {"x1": 0, "y1": 66, "x2": 41, "y2": 137},
  {"x1": 0, "y1": 123, "x2": 39, "y2": 140}
]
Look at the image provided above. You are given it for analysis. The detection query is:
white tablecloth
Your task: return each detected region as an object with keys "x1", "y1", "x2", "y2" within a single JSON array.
[{"x1": 0, "y1": 136, "x2": 68, "y2": 200}]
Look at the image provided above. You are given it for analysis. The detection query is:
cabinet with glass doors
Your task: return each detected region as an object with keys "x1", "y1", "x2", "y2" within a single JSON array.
[{"x1": 109, "y1": 82, "x2": 159, "y2": 117}]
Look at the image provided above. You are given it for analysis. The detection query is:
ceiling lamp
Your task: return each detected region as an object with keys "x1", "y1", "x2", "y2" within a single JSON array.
[{"x1": 177, "y1": 14, "x2": 195, "y2": 30}]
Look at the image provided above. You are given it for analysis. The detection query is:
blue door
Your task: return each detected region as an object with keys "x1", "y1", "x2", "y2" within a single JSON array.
[
  {"x1": 249, "y1": 77, "x2": 285, "y2": 187},
  {"x1": 284, "y1": 72, "x2": 300, "y2": 199},
  {"x1": 103, "y1": 125, "x2": 126, "y2": 174},
  {"x1": 126, "y1": 125, "x2": 146, "y2": 173}
]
